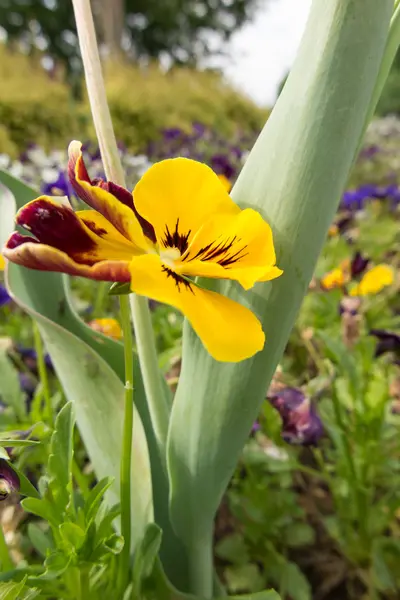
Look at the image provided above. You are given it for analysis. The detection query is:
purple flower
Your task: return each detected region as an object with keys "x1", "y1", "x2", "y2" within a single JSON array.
[
  {"x1": 0, "y1": 284, "x2": 11, "y2": 308},
  {"x1": 0, "y1": 459, "x2": 20, "y2": 499},
  {"x1": 41, "y1": 171, "x2": 73, "y2": 198},
  {"x1": 163, "y1": 127, "x2": 183, "y2": 141},
  {"x1": 268, "y1": 387, "x2": 323, "y2": 446},
  {"x1": 19, "y1": 373, "x2": 37, "y2": 403},
  {"x1": 360, "y1": 144, "x2": 380, "y2": 159},
  {"x1": 370, "y1": 329, "x2": 400, "y2": 357},
  {"x1": 350, "y1": 251, "x2": 369, "y2": 278},
  {"x1": 210, "y1": 154, "x2": 236, "y2": 179},
  {"x1": 15, "y1": 345, "x2": 53, "y2": 372}
]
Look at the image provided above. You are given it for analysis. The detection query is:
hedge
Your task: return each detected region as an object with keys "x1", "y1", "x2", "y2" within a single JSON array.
[{"x1": 0, "y1": 47, "x2": 268, "y2": 157}]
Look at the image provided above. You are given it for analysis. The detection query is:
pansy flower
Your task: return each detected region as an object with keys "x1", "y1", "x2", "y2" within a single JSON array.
[
  {"x1": 349, "y1": 264, "x2": 394, "y2": 296},
  {"x1": 4, "y1": 141, "x2": 282, "y2": 362},
  {"x1": 89, "y1": 318, "x2": 123, "y2": 340}
]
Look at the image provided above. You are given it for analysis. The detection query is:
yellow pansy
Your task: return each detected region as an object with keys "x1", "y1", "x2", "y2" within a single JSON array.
[
  {"x1": 320, "y1": 259, "x2": 350, "y2": 290},
  {"x1": 3, "y1": 141, "x2": 283, "y2": 362},
  {"x1": 89, "y1": 318, "x2": 123, "y2": 340},
  {"x1": 350, "y1": 264, "x2": 394, "y2": 296}
]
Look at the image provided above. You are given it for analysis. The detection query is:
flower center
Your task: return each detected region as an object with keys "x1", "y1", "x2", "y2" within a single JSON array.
[{"x1": 159, "y1": 247, "x2": 181, "y2": 268}]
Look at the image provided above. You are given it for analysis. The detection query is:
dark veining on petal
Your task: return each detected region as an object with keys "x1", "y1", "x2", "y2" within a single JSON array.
[
  {"x1": 162, "y1": 219, "x2": 191, "y2": 254},
  {"x1": 185, "y1": 235, "x2": 248, "y2": 267},
  {"x1": 82, "y1": 219, "x2": 108, "y2": 237},
  {"x1": 17, "y1": 200, "x2": 96, "y2": 257},
  {"x1": 161, "y1": 265, "x2": 194, "y2": 293}
]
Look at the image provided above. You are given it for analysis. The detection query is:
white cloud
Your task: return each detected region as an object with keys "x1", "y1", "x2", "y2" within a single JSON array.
[{"x1": 216, "y1": 0, "x2": 312, "y2": 106}]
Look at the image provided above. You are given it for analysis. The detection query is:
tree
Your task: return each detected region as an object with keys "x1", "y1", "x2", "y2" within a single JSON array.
[{"x1": 0, "y1": 0, "x2": 262, "y2": 74}]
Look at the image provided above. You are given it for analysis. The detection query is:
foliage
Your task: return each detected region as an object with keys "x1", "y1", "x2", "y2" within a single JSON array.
[
  {"x1": 0, "y1": 47, "x2": 266, "y2": 157},
  {"x1": 0, "y1": 0, "x2": 261, "y2": 75}
]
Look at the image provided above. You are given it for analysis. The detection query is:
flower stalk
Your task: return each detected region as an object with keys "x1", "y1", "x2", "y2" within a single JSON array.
[
  {"x1": 118, "y1": 294, "x2": 134, "y2": 591},
  {"x1": 71, "y1": 0, "x2": 170, "y2": 467},
  {"x1": 32, "y1": 320, "x2": 52, "y2": 425}
]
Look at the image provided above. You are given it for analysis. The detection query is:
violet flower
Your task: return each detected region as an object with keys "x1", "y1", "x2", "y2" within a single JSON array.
[
  {"x1": 268, "y1": 387, "x2": 323, "y2": 446},
  {"x1": 0, "y1": 459, "x2": 20, "y2": 500}
]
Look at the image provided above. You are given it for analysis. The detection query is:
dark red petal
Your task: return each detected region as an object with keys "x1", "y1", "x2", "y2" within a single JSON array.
[{"x1": 16, "y1": 199, "x2": 96, "y2": 258}]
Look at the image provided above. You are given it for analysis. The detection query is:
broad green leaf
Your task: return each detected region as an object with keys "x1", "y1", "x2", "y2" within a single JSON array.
[
  {"x1": 167, "y1": 0, "x2": 394, "y2": 562},
  {"x1": 0, "y1": 172, "x2": 186, "y2": 585},
  {"x1": 48, "y1": 403, "x2": 74, "y2": 514},
  {"x1": 141, "y1": 560, "x2": 280, "y2": 600}
]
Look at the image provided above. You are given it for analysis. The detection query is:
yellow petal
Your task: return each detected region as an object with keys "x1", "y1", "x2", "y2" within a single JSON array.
[
  {"x1": 217, "y1": 174, "x2": 232, "y2": 192},
  {"x1": 69, "y1": 141, "x2": 150, "y2": 250},
  {"x1": 89, "y1": 318, "x2": 122, "y2": 340},
  {"x1": 133, "y1": 158, "x2": 240, "y2": 247},
  {"x1": 321, "y1": 267, "x2": 346, "y2": 290},
  {"x1": 350, "y1": 264, "x2": 394, "y2": 296},
  {"x1": 176, "y1": 209, "x2": 282, "y2": 289},
  {"x1": 0, "y1": 254, "x2": 5, "y2": 271},
  {"x1": 129, "y1": 254, "x2": 265, "y2": 362}
]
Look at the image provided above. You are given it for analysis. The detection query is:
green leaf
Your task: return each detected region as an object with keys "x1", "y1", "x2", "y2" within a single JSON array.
[
  {"x1": 132, "y1": 523, "x2": 163, "y2": 594},
  {"x1": 59, "y1": 522, "x2": 86, "y2": 552},
  {"x1": 22, "y1": 497, "x2": 59, "y2": 527},
  {"x1": 276, "y1": 563, "x2": 311, "y2": 600},
  {"x1": 215, "y1": 534, "x2": 249, "y2": 564},
  {"x1": 84, "y1": 476, "x2": 115, "y2": 527},
  {"x1": 0, "y1": 440, "x2": 39, "y2": 448},
  {"x1": 225, "y1": 564, "x2": 265, "y2": 594},
  {"x1": 0, "y1": 348, "x2": 25, "y2": 421},
  {"x1": 27, "y1": 523, "x2": 54, "y2": 558},
  {"x1": 166, "y1": 0, "x2": 394, "y2": 573},
  {"x1": 9, "y1": 465, "x2": 40, "y2": 499},
  {"x1": 108, "y1": 282, "x2": 132, "y2": 296},
  {"x1": 48, "y1": 403, "x2": 75, "y2": 514},
  {"x1": 42, "y1": 551, "x2": 71, "y2": 579},
  {"x1": 0, "y1": 577, "x2": 27, "y2": 600}
]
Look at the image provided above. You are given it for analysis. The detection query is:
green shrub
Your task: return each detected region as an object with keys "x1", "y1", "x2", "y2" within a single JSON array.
[{"x1": 0, "y1": 48, "x2": 268, "y2": 156}]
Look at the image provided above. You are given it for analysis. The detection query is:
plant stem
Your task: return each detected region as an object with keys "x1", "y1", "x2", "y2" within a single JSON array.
[
  {"x1": 93, "y1": 281, "x2": 109, "y2": 318},
  {"x1": 72, "y1": 0, "x2": 170, "y2": 463},
  {"x1": 187, "y1": 535, "x2": 213, "y2": 598},
  {"x1": 119, "y1": 294, "x2": 134, "y2": 592},
  {"x1": 0, "y1": 524, "x2": 13, "y2": 571},
  {"x1": 32, "y1": 320, "x2": 52, "y2": 425},
  {"x1": 71, "y1": 0, "x2": 124, "y2": 184},
  {"x1": 129, "y1": 295, "x2": 169, "y2": 462}
]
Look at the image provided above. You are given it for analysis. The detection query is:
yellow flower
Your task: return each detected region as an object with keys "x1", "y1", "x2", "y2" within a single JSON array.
[
  {"x1": 89, "y1": 318, "x2": 122, "y2": 340},
  {"x1": 328, "y1": 224, "x2": 339, "y2": 237},
  {"x1": 320, "y1": 259, "x2": 350, "y2": 290},
  {"x1": 350, "y1": 264, "x2": 394, "y2": 296},
  {"x1": 0, "y1": 254, "x2": 5, "y2": 271},
  {"x1": 3, "y1": 141, "x2": 283, "y2": 362}
]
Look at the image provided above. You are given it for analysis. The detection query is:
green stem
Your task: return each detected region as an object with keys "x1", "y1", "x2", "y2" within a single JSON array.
[
  {"x1": 32, "y1": 320, "x2": 52, "y2": 425},
  {"x1": 129, "y1": 295, "x2": 170, "y2": 463},
  {"x1": 72, "y1": 0, "x2": 169, "y2": 463},
  {"x1": 118, "y1": 295, "x2": 134, "y2": 593},
  {"x1": 0, "y1": 523, "x2": 13, "y2": 571},
  {"x1": 93, "y1": 281, "x2": 109, "y2": 318},
  {"x1": 187, "y1": 535, "x2": 213, "y2": 598}
]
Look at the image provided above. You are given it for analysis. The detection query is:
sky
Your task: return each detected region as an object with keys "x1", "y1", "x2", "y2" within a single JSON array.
[{"x1": 218, "y1": 0, "x2": 312, "y2": 106}]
